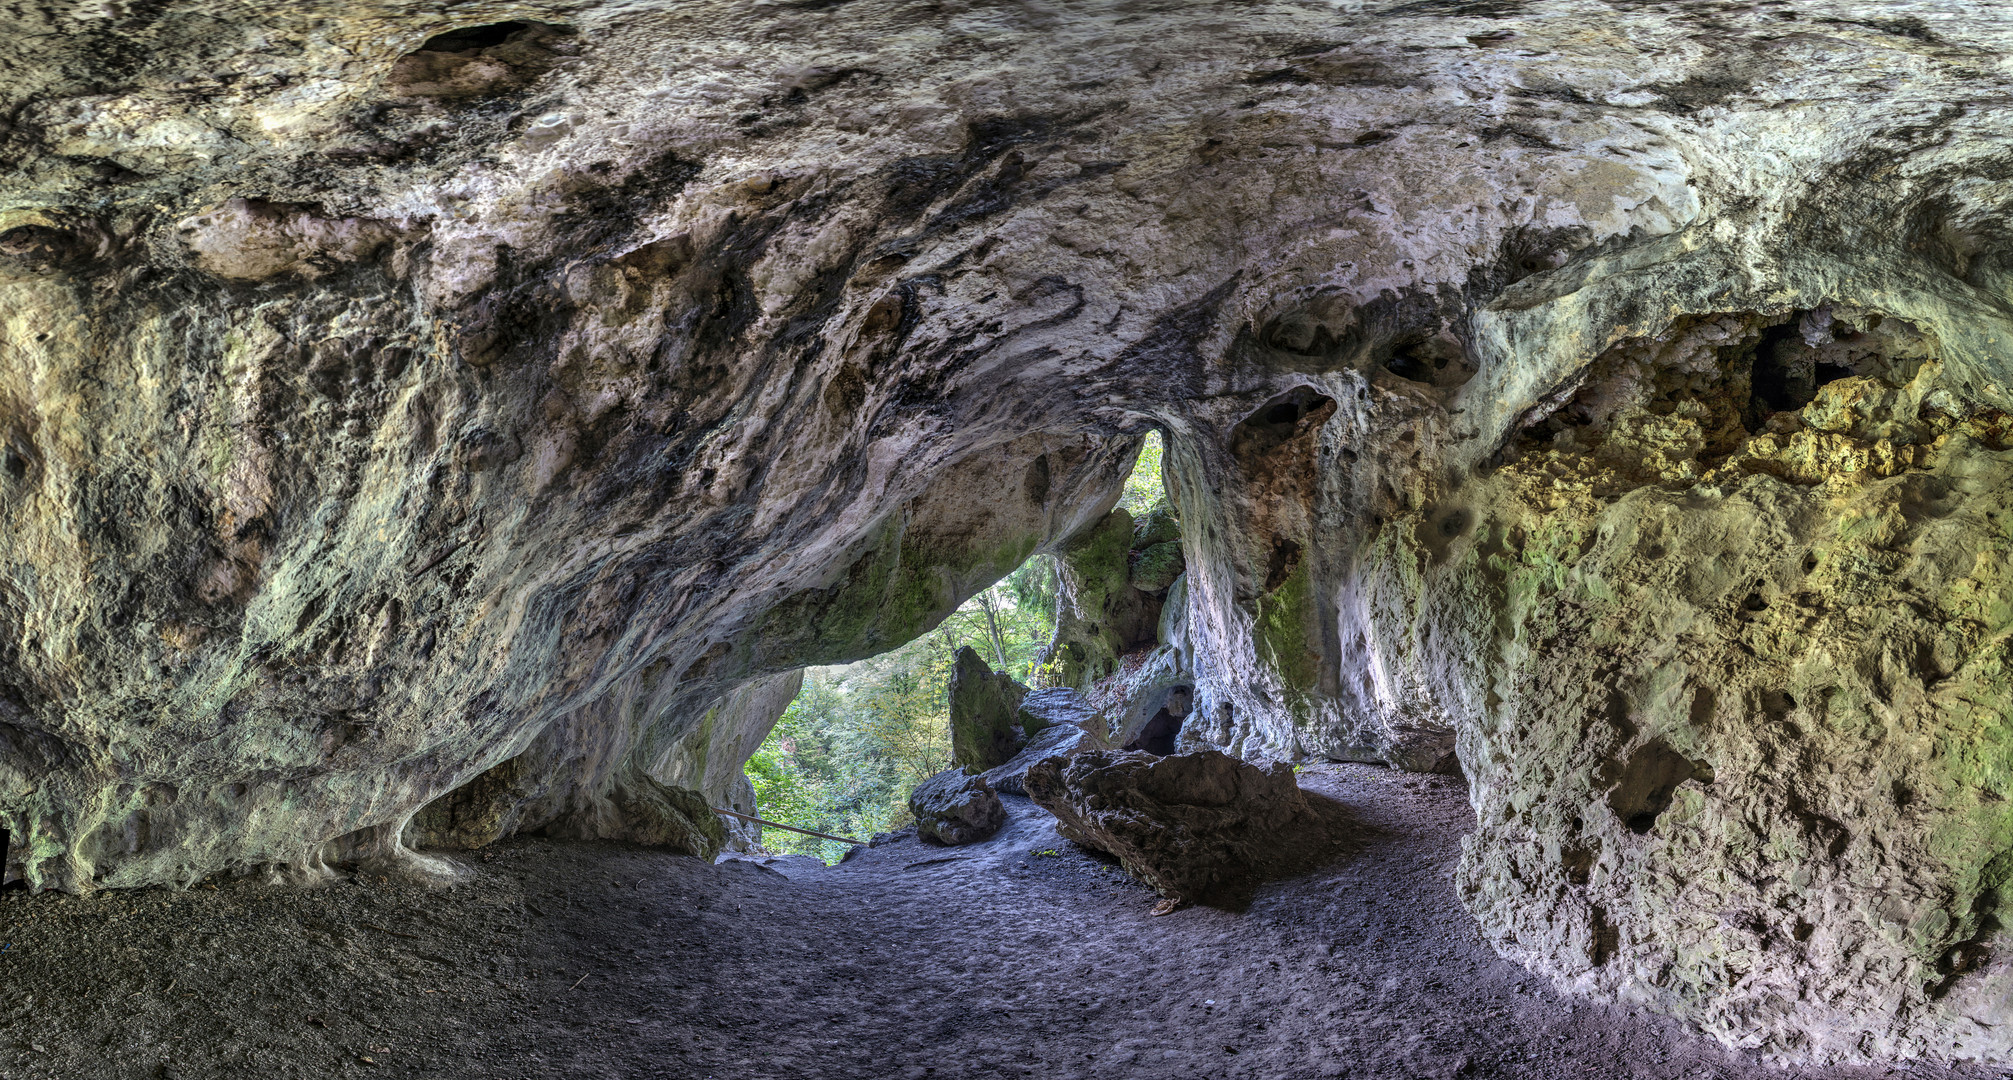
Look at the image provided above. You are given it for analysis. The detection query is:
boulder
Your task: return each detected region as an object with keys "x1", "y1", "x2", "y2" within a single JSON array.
[
  {"x1": 1132, "y1": 505, "x2": 1181, "y2": 549},
  {"x1": 948, "y1": 647, "x2": 1032, "y2": 772},
  {"x1": 1024, "y1": 749, "x2": 1310, "y2": 907},
  {"x1": 1128, "y1": 541, "x2": 1185, "y2": 594},
  {"x1": 1017, "y1": 687, "x2": 1105, "y2": 735},
  {"x1": 907, "y1": 769, "x2": 1006, "y2": 846}
]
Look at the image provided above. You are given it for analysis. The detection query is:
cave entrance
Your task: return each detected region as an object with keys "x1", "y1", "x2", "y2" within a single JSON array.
[
  {"x1": 1124, "y1": 707, "x2": 1183, "y2": 755},
  {"x1": 743, "y1": 433, "x2": 1172, "y2": 861}
]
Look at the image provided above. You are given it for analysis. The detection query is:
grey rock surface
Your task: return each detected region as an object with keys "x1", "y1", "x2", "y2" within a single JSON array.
[
  {"x1": 0, "y1": 0, "x2": 2010, "y2": 1063},
  {"x1": 908, "y1": 768, "x2": 1006, "y2": 846},
  {"x1": 1024, "y1": 748, "x2": 1313, "y2": 907},
  {"x1": 948, "y1": 646, "x2": 1033, "y2": 773},
  {"x1": 979, "y1": 690, "x2": 1110, "y2": 796}
]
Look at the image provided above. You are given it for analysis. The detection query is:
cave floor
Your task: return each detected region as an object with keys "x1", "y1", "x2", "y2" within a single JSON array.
[{"x1": 0, "y1": 764, "x2": 2002, "y2": 1080}]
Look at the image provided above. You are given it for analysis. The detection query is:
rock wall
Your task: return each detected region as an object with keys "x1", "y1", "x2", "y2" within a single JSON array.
[{"x1": 2, "y1": 0, "x2": 2013, "y2": 1063}]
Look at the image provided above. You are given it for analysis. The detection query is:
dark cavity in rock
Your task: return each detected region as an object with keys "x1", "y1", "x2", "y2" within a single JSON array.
[{"x1": 1603, "y1": 739, "x2": 1710, "y2": 835}]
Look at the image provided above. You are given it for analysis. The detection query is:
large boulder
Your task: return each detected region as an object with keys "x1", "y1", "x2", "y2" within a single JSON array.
[
  {"x1": 948, "y1": 647, "x2": 1034, "y2": 773},
  {"x1": 907, "y1": 768, "x2": 1006, "y2": 846},
  {"x1": 1024, "y1": 749, "x2": 1312, "y2": 908}
]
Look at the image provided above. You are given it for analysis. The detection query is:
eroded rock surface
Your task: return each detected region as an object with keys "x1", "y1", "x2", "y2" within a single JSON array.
[
  {"x1": 1, "y1": 0, "x2": 2012, "y2": 1063},
  {"x1": 1025, "y1": 749, "x2": 1314, "y2": 907},
  {"x1": 908, "y1": 768, "x2": 1006, "y2": 846},
  {"x1": 978, "y1": 687, "x2": 1110, "y2": 796},
  {"x1": 948, "y1": 646, "x2": 1035, "y2": 772}
]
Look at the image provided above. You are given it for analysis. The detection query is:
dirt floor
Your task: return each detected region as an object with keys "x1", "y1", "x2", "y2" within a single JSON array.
[{"x1": 1, "y1": 763, "x2": 2007, "y2": 1079}]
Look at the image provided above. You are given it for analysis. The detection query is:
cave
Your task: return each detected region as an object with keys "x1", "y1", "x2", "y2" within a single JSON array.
[
  {"x1": 1123, "y1": 707, "x2": 1184, "y2": 756},
  {"x1": 3, "y1": 2, "x2": 2013, "y2": 1077}
]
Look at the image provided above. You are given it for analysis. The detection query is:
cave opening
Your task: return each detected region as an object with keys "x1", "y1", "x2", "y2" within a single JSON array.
[
  {"x1": 742, "y1": 432, "x2": 1175, "y2": 862},
  {"x1": 1121, "y1": 699, "x2": 1187, "y2": 755}
]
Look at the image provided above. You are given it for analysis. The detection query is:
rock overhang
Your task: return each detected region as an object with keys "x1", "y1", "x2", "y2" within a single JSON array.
[{"x1": 0, "y1": 0, "x2": 2011, "y2": 1063}]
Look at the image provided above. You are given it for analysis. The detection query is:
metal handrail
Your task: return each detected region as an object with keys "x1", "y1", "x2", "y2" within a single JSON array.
[{"x1": 712, "y1": 807, "x2": 864, "y2": 846}]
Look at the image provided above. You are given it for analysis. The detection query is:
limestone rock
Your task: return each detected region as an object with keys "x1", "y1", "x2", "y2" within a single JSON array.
[
  {"x1": 948, "y1": 647, "x2": 1034, "y2": 773},
  {"x1": 1129, "y1": 542, "x2": 1186, "y2": 595},
  {"x1": 1052, "y1": 509, "x2": 1157, "y2": 687},
  {"x1": 0, "y1": 0, "x2": 2011, "y2": 1063},
  {"x1": 1018, "y1": 687, "x2": 1107, "y2": 734},
  {"x1": 979, "y1": 689, "x2": 1111, "y2": 796},
  {"x1": 1133, "y1": 506, "x2": 1181, "y2": 550},
  {"x1": 1024, "y1": 749, "x2": 1309, "y2": 906},
  {"x1": 908, "y1": 769, "x2": 1006, "y2": 847}
]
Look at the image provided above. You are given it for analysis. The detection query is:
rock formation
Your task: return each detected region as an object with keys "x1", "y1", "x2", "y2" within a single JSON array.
[
  {"x1": 977, "y1": 687, "x2": 1110, "y2": 796},
  {"x1": 1, "y1": 0, "x2": 2011, "y2": 1064},
  {"x1": 946, "y1": 646, "x2": 1035, "y2": 772},
  {"x1": 1024, "y1": 748, "x2": 1313, "y2": 909},
  {"x1": 907, "y1": 767, "x2": 1006, "y2": 846}
]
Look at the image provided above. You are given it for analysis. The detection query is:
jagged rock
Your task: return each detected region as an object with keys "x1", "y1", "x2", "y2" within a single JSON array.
[
  {"x1": 908, "y1": 769, "x2": 1006, "y2": 847},
  {"x1": 1024, "y1": 749, "x2": 1311, "y2": 907},
  {"x1": 1, "y1": 0, "x2": 2012, "y2": 1062},
  {"x1": 980, "y1": 689, "x2": 1111, "y2": 796},
  {"x1": 948, "y1": 647, "x2": 1035, "y2": 773}
]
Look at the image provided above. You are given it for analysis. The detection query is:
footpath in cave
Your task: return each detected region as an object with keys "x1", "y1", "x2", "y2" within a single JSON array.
[{"x1": 0, "y1": 764, "x2": 1998, "y2": 1080}]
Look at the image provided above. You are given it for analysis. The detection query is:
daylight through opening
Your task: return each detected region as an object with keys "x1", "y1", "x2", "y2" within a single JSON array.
[{"x1": 744, "y1": 432, "x2": 1174, "y2": 862}]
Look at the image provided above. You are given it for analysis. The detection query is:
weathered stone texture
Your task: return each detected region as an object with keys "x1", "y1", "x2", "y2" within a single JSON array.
[
  {"x1": 1, "y1": 0, "x2": 2012, "y2": 1063},
  {"x1": 1024, "y1": 749, "x2": 1310, "y2": 907},
  {"x1": 978, "y1": 687, "x2": 1110, "y2": 796},
  {"x1": 908, "y1": 768, "x2": 1006, "y2": 846},
  {"x1": 948, "y1": 646, "x2": 1033, "y2": 773}
]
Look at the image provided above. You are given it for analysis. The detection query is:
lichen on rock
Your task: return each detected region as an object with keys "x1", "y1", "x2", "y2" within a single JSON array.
[{"x1": 947, "y1": 646, "x2": 1034, "y2": 773}]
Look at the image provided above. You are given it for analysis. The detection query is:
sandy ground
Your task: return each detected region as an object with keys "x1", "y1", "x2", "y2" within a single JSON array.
[{"x1": 0, "y1": 763, "x2": 2005, "y2": 1079}]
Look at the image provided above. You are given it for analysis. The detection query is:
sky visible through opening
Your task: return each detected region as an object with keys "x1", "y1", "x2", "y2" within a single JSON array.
[{"x1": 745, "y1": 432, "x2": 1167, "y2": 860}]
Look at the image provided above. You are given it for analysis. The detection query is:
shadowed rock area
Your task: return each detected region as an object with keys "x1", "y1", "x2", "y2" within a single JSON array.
[
  {"x1": 1027, "y1": 748, "x2": 1329, "y2": 910},
  {"x1": 1, "y1": 766, "x2": 2007, "y2": 1080},
  {"x1": 2, "y1": 0, "x2": 2013, "y2": 1067},
  {"x1": 907, "y1": 767, "x2": 1005, "y2": 846}
]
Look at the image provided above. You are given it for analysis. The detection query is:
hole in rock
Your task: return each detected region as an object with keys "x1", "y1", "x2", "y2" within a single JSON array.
[
  {"x1": 1381, "y1": 333, "x2": 1475, "y2": 388},
  {"x1": 417, "y1": 21, "x2": 537, "y2": 53},
  {"x1": 391, "y1": 20, "x2": 577, "y2": 101},
  {"x1": 1604, "y1": 739, "x2": 1709, "y2": 835},
  {"x1": 745, "y1": 437, "x2": 1174, "y2": 861},
  {"x1": 1264, "y1": 539, "x2": 1302, "y2": 592},
  {"x1": 1509, "y1": 307, "x2": 1937, "y2": 489},
  {"x1": 1123, "y1": 707, "x2": 1184, "y2": 755},
  {"x1": 1232, "y1": 386, "x2": 1337, "y2": 460},
  {"x1": 1749, "y1": 321, "x2": 1814, "y2": 415}
]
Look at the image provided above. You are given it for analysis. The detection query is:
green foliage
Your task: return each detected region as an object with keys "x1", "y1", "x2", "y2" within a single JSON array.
[
  {"x1": 746, "y1": 561, "x2": 1064, "y2": 862},
  {"x1": 749, "y1": 434, "x2": 1172, "y2": 860},
  {"x1": 1117, "y1": 431, "x2": 1168, "y2": 517}
]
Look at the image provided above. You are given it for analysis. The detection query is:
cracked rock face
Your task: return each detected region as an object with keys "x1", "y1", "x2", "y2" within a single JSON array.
[
  {"x1": 907, "y1": 768, "x2": 1006, "y2": 846},
  {"x1": 3, "y1": 0, "x2": 2013, "y2": 1063},
  {"x1": 1025, "y1": 748, "x2": 1313, "y2": 907}
]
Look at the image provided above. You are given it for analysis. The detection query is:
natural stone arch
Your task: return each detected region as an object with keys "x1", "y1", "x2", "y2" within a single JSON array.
[{"x1": 0, "y1": 0, "x2": 2009, "y2": 1065}]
